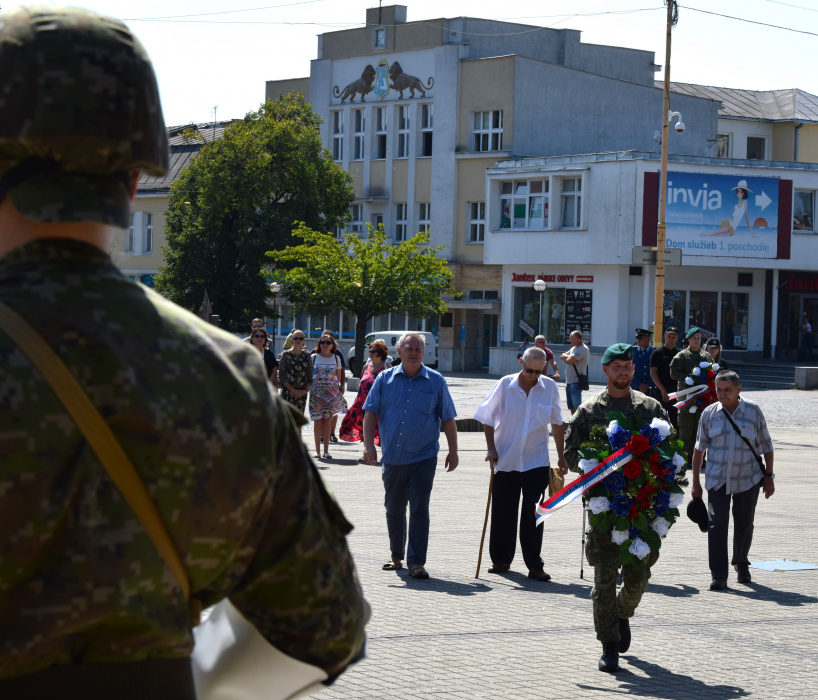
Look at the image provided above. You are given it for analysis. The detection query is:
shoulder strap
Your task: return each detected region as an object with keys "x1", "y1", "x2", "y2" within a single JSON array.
[
  {"x1": 720, "y1": 406, "x2": 767, "y2": 477},
  {"x1": 0, "y1": 302, "x2": 192, "y2": 603}
]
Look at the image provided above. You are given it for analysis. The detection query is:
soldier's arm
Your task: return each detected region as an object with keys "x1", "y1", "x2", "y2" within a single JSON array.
[
  {"x1": 563, "y1": 409, "x2": 587, "y2": 473},
  {"x1": 669, "y1": 353, "x2": 682, "y2": 380},
  {"x1": 226, "y1": 403, "x2": 368, "y2": 678}
]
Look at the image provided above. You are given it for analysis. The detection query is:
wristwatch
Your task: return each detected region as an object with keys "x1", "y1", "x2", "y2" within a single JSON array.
[{"x1": 764, "y1": 472, "x2": 775, "y2": 479}]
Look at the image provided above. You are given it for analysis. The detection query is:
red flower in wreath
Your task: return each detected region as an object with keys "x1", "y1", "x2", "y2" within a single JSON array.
[
  {"x1": 648, "y1": 451, "x2": 661, "y2": 467},
  {"x1": 624, "y1": 461, "x2": 642, "y2": 480},
  {"x1": 629, "y1": 505, "x2": 638, "y2": 519},
  {"x1": 707, "y1": 369, "x2": 716, "y2": 381},
  {"x1": 626, "y1": 435, "x2": 651, "y2": 455}
]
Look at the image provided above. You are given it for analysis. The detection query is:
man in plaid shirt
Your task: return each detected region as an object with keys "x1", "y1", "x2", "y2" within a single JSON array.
[{"x1": 691, "y1": 371, "x2": 775, "y2": 591}]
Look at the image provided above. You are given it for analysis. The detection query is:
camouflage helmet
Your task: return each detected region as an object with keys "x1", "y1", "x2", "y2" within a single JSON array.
[{"x1": 0, "y1": 6, "x2": 168, "y2": 228}]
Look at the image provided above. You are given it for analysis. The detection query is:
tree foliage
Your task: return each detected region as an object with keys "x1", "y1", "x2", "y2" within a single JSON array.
[
  {"x1": 268, "y1": 225, "x2": 457, "y2": 375},
  {"x1": 155, "y1": 93, "x2": 353, "y2": 331}
]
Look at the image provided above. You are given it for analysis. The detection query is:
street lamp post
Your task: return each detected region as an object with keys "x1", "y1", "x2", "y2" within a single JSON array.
[
  {"x1": 269, "y1": 282, "x2": 281, "y2": 354},
  {"x1": 533, "y1": 278, "x2": 547, "y2": 337}
]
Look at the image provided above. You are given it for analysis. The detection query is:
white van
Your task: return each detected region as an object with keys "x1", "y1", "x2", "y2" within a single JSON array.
[{"x1": 348, "y1": 331, "x2": 438, "y2": 375}]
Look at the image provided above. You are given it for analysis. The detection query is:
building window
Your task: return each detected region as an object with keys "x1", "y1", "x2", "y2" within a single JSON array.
[
  {"x1": 125, "y1": 213, "x2": 134, "y2": 253},
  {"x1": 560, "y1": 177, "x2": 582, "y2": 229},
  {"x1": 395, "y1": 203, "x2": 407, "y2": 241},
  {"x1": 499, "y1": 179, "x2": 549, "y2": 230},
  {"x1": 468, "y1": 202, "x2": 485, "y2": 242},
  {"x1": 374, "y1": 106, "x2": 387, "y2": 160},
  {"x1": 331, "y1": 110, "x2": 343, "y2": 161},
  {"x1": 373, "y1": 26, "x2": 385, "y2": 48},
  {"x1": 473, "y1": 110, "x2": 503, "y2": 152},
  {"x1": 372, "y1": 213, "x2": 384, "y2": 231},
  {"x1": 793, "y1": 190, "x2": 815, "y2": 233},
  {"x1": 716, "y1": 133, "x2": 731, "y2": 158},
  {"x1": 420, "y1": 103, "x2": 433, "y2": 157},
  {"x1": 746, "y1": 136, "x2": 766, "y2": 160},
  {"x1": 467, "y1": 290, "x2": 498, "y2": 300},
  {"x1": 397, "y1": 105, "x2": 409, "y2": 158},
  {"x1": 143, "y1": 212, "x2": 153, "y2": 254},
  {"x1": 352, "y1": 109, "x2": 365, "y2": 161},
  {"x1": 348, "y1": 204, "x2": 363, "y2": 233},
  {"x1": 418, "y1": 202, "x2": 431, "y2": 233}
]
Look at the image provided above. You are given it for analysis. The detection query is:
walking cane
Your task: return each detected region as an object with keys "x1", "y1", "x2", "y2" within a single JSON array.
[
  {"x1": 580, "y1": 503, "x2": 587, "y2": 580},
  {"x1": 475, "y1": 463, "x2": 496, "y2": 579}
]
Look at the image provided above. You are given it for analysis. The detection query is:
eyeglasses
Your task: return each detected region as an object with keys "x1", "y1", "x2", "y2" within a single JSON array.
[
  {"x1": 320, "y1": 340, "x2": 333, "y2": 345},
  {"x1": 292, "y1": 336, "x2": 305, "y2": 341},
  {"x1": 523, "y1": 368, "x2": 543, "y2": 375}
]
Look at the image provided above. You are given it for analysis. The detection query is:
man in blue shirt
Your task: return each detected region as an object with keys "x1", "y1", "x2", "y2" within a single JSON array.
[
  {"x1": 630, "y1": 328, "x2": 655, "y2": 394},
  {"x1": 363, "y1": 332, "x2": 458, "y2": 580}
]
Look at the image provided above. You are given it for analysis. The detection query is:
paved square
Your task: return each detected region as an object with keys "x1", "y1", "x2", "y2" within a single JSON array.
[{"x1": 310, "y1": 379, "x2": 818, "y2": 699}]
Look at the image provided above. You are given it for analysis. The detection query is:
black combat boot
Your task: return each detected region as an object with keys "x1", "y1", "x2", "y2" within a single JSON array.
[
  {"x1": 618, "y1": 617, "x2": 631, "y2": 653},
  {"x1": 599, "y1": 642, "x2": 619, "y2": 673}
]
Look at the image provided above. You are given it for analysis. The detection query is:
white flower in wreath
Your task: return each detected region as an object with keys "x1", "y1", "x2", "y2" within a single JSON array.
[
  {"x1": 699, "y1": 361, "x2": 712, "y2": 369},
  {"x1": 650, "y1": 516, "x2": 671, "y2": 538},
  {"x1": 579, "y1": 458, "x2": 598, "y2": 474},
  {"x1": 712, "y1": 363, "x2": 720, "y2": 371},
  {"x1": 672, "y1": 452, "x2": 685, "y2": 469},
  {"x1": 650, "y1": 417, "x2": 671, "y2": 437},
  {"x1": 605, "y1": 420, "x2": 619, "y2": 437},
  {"x1": 692, "y1": 367, "x2": 701, "y2": 376},
  {"x1": 669, "y1": 492, "x2": 685, "y2": 508},
  {"x1": 628, "y1": 537, "x2": 652, "y2": 560},
  {"x1": 588, "y1": 497, "x2": 611, "y2": 514},
  {"x1": 684, "y1": 376, "x2": 694, "y2": 386},
  {"x1": 611, "y1": 529, "x2": 630, "y2": 545},
  {"x1": 689, "y1": 405, "x2": 698, "y2": 413}
]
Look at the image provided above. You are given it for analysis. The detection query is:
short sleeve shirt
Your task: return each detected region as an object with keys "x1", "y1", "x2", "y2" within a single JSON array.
[
  {"x1": 565, "y1": 344, "x2": 589, "y2": 385},
  {"x1": 650, "y1": 345, "x2": 679, "y2": 392}
]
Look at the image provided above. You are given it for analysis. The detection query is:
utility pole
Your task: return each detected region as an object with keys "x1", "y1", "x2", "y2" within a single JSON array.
[{"x1": 653, "y1": 0, "x2": 679, "y2": 347}]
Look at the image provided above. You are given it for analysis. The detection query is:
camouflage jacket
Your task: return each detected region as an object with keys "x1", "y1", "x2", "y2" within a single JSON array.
[
  {"x1": 0, "y1": 239, "x2": 367, "y2": 680},
  {"x1": 668, "y1": 348, "x2": 712, "y2": 390},
  {"x1": 564, "y1": 389, "x2": 665, "y2": 473}
]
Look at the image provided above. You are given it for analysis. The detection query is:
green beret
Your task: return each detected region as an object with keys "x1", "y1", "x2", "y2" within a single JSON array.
[
  {"x1": 601, "y1": 343, "x2": 633, "y2": 365},
  {"x1": 686, "y1": 327, "x2": 701, "y2": 339}
]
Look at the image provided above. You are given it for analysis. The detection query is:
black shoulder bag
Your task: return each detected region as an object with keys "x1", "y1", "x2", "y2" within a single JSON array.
[
  {"x1": 572, "y1": 362, "x2": 589, "y2": 391},
  {"x1": 721, "y1": 409, "x2": 768, "y2": 482}
]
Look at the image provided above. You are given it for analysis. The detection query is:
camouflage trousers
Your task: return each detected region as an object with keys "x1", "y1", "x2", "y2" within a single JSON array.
[
  {"x1": 678, "y1": 407, "x2": 701, "y2": 469},
  {"x1": 585, "y1": 528, "x2": 660, "y2": 644}
]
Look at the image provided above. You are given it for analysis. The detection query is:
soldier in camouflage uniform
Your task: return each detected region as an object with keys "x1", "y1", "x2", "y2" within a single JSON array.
[
  {"x1": 0, "y1": 7, "x2": 367, "y2": 698},
  {"x1": 669, "y1": 327, "x2": 711, "y2": 468},
  {"x1": 564, "y1": 344, "x2": 665, "y2": 673}
]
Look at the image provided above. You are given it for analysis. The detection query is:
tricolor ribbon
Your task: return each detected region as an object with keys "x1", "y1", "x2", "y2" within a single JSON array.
[
  {"x1": 535, "y1": 447, "x2": 632, "y2": 526},
  {"x1": 668, "y1": 384, "x2": 710, "y2": 409}
]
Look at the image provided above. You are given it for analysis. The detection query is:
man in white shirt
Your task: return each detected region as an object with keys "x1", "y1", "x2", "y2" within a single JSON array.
[{"x1": 474, "y1": 347, "x2": 567, "y2": 582}]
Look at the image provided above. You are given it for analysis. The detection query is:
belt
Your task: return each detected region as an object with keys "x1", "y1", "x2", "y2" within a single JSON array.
[{"x1": 0, "y1": 657, "x2": 196, "y2": 700}]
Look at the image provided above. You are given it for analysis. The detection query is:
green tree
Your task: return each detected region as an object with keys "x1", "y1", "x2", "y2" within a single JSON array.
[
  {"x1": 155, "y1": 93, "x2": 353, "y2": 331},
  {"x1": 268, "y1": 225, "x2": 457, "y2": 375}
]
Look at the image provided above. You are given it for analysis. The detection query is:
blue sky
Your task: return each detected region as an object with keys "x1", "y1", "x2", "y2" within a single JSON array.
[{"x1": 6, "y1": 0, "x2": 817, "y2": 126}]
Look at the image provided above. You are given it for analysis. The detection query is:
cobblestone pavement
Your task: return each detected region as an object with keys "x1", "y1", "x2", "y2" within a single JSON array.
[{"x1": 307, "y1": 375, "x2": 818, "y2": 699}]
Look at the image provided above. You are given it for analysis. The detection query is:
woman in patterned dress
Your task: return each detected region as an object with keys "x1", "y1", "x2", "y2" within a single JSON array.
[
  {"x1": 278, "y1": 329, "x2": 311, "y2": 413},
  {"x1": 309, "y1": 333, "x2": 348, "y2": 459},
  {"x1": 339, "y1": 340, "x2": 388, "y2": 460}
]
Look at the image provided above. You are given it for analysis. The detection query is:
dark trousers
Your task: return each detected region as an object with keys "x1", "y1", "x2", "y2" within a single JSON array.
[
  {"x1": 382, "y1": 456, "x2": 437, "y2": 568},
  {"x1": 489, "y1": 466, "x2": 550, "y2": 571},
  {"x1": 707, "y1": 483, "x2": 760, "y2": 580}
]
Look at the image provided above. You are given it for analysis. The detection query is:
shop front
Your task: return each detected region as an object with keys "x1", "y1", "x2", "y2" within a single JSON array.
[{"x1": 777, "y1": 271, "x2": 818, "y2": 358}]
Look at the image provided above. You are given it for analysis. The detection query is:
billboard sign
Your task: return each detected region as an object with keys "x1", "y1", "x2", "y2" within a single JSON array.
[{"x1": 664, "y1": 172, "x2": 778, "y2": 259}]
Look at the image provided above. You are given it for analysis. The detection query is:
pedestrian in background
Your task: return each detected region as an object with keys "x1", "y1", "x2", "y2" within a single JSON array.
[
  {"x1": 630, "y1": 328, "x2": 655, "y2": 394},
  {"x1": 691, "y1": 371, "x2": 775, "y2": 591},
  {"x1": 310, "y1": 333, "x2": 347, "y2": 459},
  {"x1": 561, "y1": 330, "x2": 589, "y2": 415},
  {"x1": 705, "y1": 337, "x2": 729, "y2": 370},
  {"x1": 321, "y1": 330, "x2": 347, "y2": 444},
  {"x1": 242, "y1": 317, "x2": 265, "y2": 343},
  {"x1": 534, "y1": 335, "x2": 560, "y2": 380},
  {"x1": 249, "y1": 327, "x2": 279, "y2": 388},
  {"x1": 670, "y1": 327, "x2": 710, "y2": 468},
  {"x1": 474, "y1": 347, "x2": 566, "y2": 582},
  {"x1": 279, "y1": 329, "x2": 312, "y2": 413},
  {"x1": 340, "y1": 340, "x2": 389, "y2": 459},
  {"x1": 650, "y1": 326, "x2": 680, "y2": 429},
  {"x1": 363, "y1": 332, "x2": 458, "y2": 580}
]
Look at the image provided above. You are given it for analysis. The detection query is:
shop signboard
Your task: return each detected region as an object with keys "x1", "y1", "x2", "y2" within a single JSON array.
[
  {"x1": 664, "y1": 172, "x2": 778, "y2": 259},
  {"x1": 564, "y1": 289, "x2": 592, "y2": 343}
]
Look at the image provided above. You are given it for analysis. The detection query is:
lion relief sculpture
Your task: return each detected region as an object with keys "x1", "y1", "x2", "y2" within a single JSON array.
[
  {"x1": 333, "y1": 65, "x2": 376, "y2": 103},
  {"x1": 388, "y1": 62, "x2": 434, "y2": 99}
]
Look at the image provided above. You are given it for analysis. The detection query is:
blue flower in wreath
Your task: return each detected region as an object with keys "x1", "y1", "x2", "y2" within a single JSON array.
[
  {"x1": 611, "y1": 493, "x2": 632, "y2": 517},
  {"x1": 639, "y1": 423, "x2": 663, "y2": 447},
  {"x1": 653, "y1": 491, "x2": 671, "y2": 516},
  {"x1": 608, "y1": 426, "x2": 631, "y2": 451},
  {"x1": 604, "y1": 471, "x2": 626, "y2": 493},
  {"x1": 661, "y1": 458, "x2": 678, "y2": 481},
  {"x1": 630, "y1": 526, "x2": 641, "y2": 540}
]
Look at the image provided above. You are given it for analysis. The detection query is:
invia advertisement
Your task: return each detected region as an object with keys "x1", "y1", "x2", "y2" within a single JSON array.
[{"x1": 664, "y1": 172, "x2": 778, "y2": 259}]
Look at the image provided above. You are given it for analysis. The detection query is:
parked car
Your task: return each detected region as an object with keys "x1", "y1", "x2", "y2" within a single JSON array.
[{"x1": 348, "y1": 331, "x2": 438, "y2": 376}]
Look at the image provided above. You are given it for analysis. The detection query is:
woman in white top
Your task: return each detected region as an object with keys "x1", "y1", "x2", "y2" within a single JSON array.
[
  {"x1": 309, "y1": 333, "x2": 348, "y2": 459},
  {"x1": 703, "y1": 181, "x2": 754, "y2": 237}
]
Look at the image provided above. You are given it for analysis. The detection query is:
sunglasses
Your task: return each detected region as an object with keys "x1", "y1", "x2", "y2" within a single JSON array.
[
  {"x1": 253, "y1": 334, "x2": 266, "y2": 339},
  {"x1": 523, "y1": 368, "x2": 543, "y2": 375},
  {"x1": 292, "y1": 336, "x2": 305, "y2": 341},
  {"x1": 368, "y1": 349, "x2": 378, "y2": 354},
  {"x1": 320, "y1": 340, "x2": 333, "y2": 345}
]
